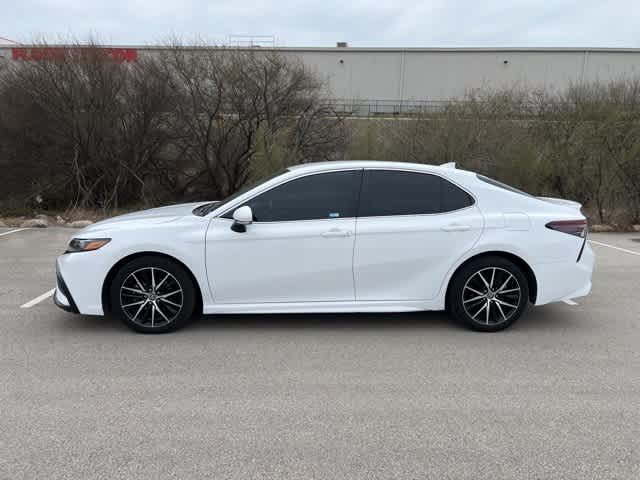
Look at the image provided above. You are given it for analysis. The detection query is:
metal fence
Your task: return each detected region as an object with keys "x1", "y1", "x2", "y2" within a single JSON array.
[
  {"x1": 323, "y1": 99, "x2": 456, "y2": 116},
  {"x1": 321, "y1": 98, "x2": 632, "y2": 117}
]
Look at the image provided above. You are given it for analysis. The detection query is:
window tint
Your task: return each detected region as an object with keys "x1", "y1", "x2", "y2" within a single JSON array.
[
  {"x1": 441, "y1": 176, "x2": 475, "y2": 211},
  {"x1": 358, "y1": 170, "x2": 473, "y2": 217},
  {"x1": 226, "y1": 170, "x2": 362, "y2": 222}
]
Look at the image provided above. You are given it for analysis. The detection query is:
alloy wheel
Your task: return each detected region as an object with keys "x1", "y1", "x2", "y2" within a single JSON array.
[
  {"x1": 119, "y1": 267, "x2": 184, "y2": 328},
  {"x1": 462, "y1": 267, "x2": 522, "y2": 326}
]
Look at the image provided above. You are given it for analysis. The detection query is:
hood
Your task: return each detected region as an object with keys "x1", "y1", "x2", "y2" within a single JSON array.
[{"x1": 88, "y1": 202, "x2": 209, "y2": 229}]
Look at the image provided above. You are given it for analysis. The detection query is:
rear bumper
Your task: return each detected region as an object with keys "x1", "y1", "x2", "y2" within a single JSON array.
[{"x1": 534, "y1": 242, "x2": 595, "y2": 305}]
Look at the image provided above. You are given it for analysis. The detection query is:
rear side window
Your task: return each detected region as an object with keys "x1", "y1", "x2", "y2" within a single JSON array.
[
  {"x1": 225, "y1": 170, "x2": 362, "y2": 222},
  {"x1": 358, "y1": 170, "x2": 473, "y2": 217}
]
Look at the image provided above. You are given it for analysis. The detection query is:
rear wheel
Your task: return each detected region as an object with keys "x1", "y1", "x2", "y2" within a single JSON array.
[
  {"x1": 109, "y1": 256, "x2": 196, "y2": 333},
  {"x1": 448, "y1": 256, "x2": 529, "y2": 332}
]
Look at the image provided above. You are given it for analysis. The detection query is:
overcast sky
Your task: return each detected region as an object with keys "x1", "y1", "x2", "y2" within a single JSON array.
[{"x1": 3, "y1": 0, "x2": 640, "y2": 47}]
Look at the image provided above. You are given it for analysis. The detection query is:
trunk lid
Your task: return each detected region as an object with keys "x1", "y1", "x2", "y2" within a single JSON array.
[{"x1": 537, "y1": 196, "x2": 583, "y2": 211}]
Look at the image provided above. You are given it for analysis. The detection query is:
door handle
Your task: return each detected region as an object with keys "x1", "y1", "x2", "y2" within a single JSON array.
[
  {"x1": 441, "y1": 224, "x2": 471, "y2": 232},
  {"x1": 321, "y1": 229, "x2": 352, "y2": 238}
]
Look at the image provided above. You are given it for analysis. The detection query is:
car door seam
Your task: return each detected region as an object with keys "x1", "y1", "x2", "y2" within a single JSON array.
[{"x1": 352, "y1": 169, "x2": 365, "y2": 300}]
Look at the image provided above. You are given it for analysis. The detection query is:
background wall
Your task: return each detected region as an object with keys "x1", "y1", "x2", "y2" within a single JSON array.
[
  {"x1": 4, "y1": 46, "x2": 640, "y2": 102},
  {"x1": 161, "y1": 47, "x2": 640, "y2": 101}
]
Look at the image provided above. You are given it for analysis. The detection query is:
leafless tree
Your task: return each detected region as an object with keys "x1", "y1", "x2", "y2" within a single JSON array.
[
  {"x1": 160, "y1": 43, "x2": 346, "y2": 198},
  {"x1": 0, "y1": 42, "x2": 174, "y2": 210}
]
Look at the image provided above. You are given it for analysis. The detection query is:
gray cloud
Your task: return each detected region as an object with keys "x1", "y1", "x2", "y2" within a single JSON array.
[{"x1": 3, "y1": 0, "x2": 639, "y2": 47}]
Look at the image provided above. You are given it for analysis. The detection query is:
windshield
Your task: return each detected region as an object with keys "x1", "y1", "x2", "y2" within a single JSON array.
[
  {"x1": 191, "y1": 201, "x2": 221, "y2": 217},
  {"x1": 192, "y1": 168, "x2": 289, "y2": 217}
]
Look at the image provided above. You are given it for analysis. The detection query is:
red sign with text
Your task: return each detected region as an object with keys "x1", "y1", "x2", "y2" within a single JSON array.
[{"x1": 11, "y1": 47, "x2": 137, "y2": 62}]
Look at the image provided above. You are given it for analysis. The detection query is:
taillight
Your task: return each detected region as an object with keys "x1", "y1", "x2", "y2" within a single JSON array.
[{"x1": 545, "y1": 219, "x2": 588, "y2": 238}]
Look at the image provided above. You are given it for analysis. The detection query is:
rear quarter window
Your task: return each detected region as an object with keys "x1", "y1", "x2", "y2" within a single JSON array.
[
  {"x1": 476, "y1": 174, "x2": 533, "y2": 198},
  {"x1": 441, "y1": 177, "x2": 475, "y2": 211}
]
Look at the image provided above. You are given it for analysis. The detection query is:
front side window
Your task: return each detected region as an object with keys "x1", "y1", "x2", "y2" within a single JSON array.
[
  {"x1": 358, "y1": 170, "x2": 474, "y2": 217},
  {"x1": 225, "y1": 170, "x2": 362, "y2": 222}
]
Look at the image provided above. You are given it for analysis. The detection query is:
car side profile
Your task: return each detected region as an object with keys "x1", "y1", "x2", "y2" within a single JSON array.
[{"x1": 55, "y1": 161, "x2": 594, "y2": 333}]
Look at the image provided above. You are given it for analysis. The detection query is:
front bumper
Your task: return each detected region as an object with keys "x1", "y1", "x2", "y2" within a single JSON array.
[
  {"x1": 55, "y1": 251, "x2": 109, "y2": 315},
  {"x1": 54, "y1": 266, "x2": 79, "y2": 313}
]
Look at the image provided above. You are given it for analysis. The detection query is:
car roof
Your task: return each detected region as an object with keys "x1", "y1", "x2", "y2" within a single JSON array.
[{"x1": 287, "y1": 160, "x2": 461, "y2": 174}]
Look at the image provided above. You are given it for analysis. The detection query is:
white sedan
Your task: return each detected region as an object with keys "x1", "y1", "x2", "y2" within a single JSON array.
[{"x1": 55, "y1": 161, "x2": 594, "y2": 333}]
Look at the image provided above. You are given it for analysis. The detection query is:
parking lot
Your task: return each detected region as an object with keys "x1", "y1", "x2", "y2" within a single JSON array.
[{"x1": 1, "y1": 226, "x2": 639, "y2": 479}]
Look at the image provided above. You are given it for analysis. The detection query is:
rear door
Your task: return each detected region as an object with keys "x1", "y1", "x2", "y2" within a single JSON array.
[{"x1": 354, "y1": 169, "x2": 483, "y2": 301}]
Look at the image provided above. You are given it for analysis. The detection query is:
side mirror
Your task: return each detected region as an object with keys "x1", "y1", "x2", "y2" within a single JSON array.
[{"x1": 231, "y1": 205, "x2": 253, "y2": 233}]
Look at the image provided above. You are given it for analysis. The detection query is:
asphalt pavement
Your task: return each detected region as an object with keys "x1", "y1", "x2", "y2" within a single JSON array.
[{"x1": 1, "y1": 227, "x2": 639, "y2": 479}]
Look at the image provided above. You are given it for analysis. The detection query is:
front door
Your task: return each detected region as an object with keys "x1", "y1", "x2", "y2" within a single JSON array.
[{"x1": 206, "y1": 169, "x2": 362, "y2": 304}]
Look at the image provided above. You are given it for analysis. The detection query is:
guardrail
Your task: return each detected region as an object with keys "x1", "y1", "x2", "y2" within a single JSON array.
[
  {"x1": 321, "y1": 98, "x2": 602, "y2": 117},
  {"x1": 322, "y1": 99, "x2": 455, "y2": 116}
]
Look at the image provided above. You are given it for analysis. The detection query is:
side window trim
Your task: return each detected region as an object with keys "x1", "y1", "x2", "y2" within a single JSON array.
[
  {"x1": 217, "y1": 168, "x2": 364, "y2": 223},
  {"x1": 357, "y1": 168, "x2": 476, "y2": 218}
]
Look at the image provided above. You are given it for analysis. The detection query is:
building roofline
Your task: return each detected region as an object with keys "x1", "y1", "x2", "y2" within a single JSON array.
[{"x1": 3, "y1": 44, "x2": 640, "y2": 54}]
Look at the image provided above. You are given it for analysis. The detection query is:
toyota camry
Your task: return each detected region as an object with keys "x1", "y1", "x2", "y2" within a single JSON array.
[{"x1": 55, "y1": 161, "x2": 594, "y2": 333}]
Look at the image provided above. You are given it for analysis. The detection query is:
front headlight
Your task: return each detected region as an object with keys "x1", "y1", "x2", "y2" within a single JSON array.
[{"x1": 65, "y1": 238, "x2": 111, "y2": 253}]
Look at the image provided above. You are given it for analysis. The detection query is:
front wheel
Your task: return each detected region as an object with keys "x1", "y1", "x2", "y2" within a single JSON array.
[
  {"x1": 109, "y1": 256, "x2": 197, "y2": 333},
  {"x1": 448, "y1": 256, "x2": 529, "y2": 332}
]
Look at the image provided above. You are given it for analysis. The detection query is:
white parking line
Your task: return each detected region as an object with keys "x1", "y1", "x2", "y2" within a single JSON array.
[
  {"x1": 562, "y1": 299, "x2": 578, "y2": 306},
  {"x1": 589, "y1": 239, "x2": 640, "y2": 256},
  {"x1": 20, "y1": 288, "x2": 56, "y2": 308},
  {"x1": 0, "y1": 228, "x2": 28, "y2": 237}
]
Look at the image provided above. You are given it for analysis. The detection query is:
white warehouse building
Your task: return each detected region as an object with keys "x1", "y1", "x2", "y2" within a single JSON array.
[
  {"x1": 3, "y1": 45, "x2": 640, "y2": 108},
  {"x1": 271, "y1": 47, "x2": 640, "y2": 101}
]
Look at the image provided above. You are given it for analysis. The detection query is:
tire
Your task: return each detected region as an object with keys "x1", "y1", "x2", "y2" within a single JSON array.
[
  {"x1": 448, "y1": 256, "x2": 529, "y2": 332},
  {"x1": 109, "y1": 256, "x2": 197, "y2": 333}
]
